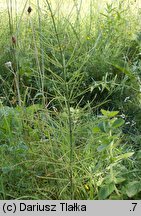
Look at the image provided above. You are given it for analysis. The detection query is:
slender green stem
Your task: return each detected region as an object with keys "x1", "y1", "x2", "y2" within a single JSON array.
[
  {"x1": 45, "y1": 0, "x2": 63, "y2": 62},
  {"x1": 45, "y1": 0, "x2": 74, "y2": 199},
  {"x1": 6, "y1": 0, "x2": 22, "y2": 106},
  {"x1": 68, "y1": 101, "x2": 74, "y2": 199},
  {"x1": 109, "y1": 130, "x2": 114, "y2": 180},
  {"x1": 28, "y1": 14, "x2": 43, "y2": 97},
  {"x1": 37, "y1": 0, "x2": 46, "y2": 106},
  {"x1": 7, "y1": 66, "x2": 22, "y2": 106},
  {"x1": 62, "y1": 55, "x2": 74, "y2": 199}
]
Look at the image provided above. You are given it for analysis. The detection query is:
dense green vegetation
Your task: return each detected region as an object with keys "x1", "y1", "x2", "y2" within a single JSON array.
[{"x1": 0, "y1": 0, "x2": 141, "y2": 199}]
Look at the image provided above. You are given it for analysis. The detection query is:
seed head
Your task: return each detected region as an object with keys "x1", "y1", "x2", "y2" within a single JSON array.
[
  {"x1": 27, "y1": 6, "x2": 32, "y2": 14},
  {"x1": 12, "y1": 36, "x2": 16, "y2": 44}
]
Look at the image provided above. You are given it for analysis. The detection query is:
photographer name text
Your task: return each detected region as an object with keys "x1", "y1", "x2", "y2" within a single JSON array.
[{"x1": 2, "y1": 202, "x2": 87, "y2": 213}]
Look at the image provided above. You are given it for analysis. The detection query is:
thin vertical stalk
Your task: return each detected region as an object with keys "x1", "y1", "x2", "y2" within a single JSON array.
[
  {"x1": 73, "y1": 0, "x2": 82, "y2": 30},
  {"x1": 6, "y1": 65, "x2": 22, "y2": 106},
  {"x1": 109, "y1": 130, "x2": 120, "y2": 196},
  {"x1": 62, "y1": 54, "x2": 74, "y2": 200},
  {"x1": 27, "y1": 0, "x2": 45, "y2": 105},
  {"x1": 6, "y1": 0, "x2": 13, "y2": 35},
  {"x1": 68, "y1": 101, "x2": 73, "y2": 199},
  {"x1": 6, "y1": 0, "x2": 22, "y2": 106},
  {"x1": 37, "y1": 0, "x2": 46, "y2": 106},
  {"x1": 45, "y1": 0, "x2": 74, "y2": 199},
  {"x1": 28, "y1": 13, "x2": 42, "y2": 94},
  {"x1": 45, "y1": 0, "x2": 63, "y2": 62}
]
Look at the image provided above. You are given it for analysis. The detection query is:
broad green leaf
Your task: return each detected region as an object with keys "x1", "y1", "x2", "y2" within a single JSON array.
[
  {"x1": 106, "y1": 111, "x2": 119, "y2": 118},
  {"x1": 93, "y1": 127, "x2": 101, "y2": 133},
  {"x1": 126, "y1": 181, "x2": 141, "y2": 197},
  {"x1": 101, "y1": 109, "x2": 119, "y2": 118},
  {"x1": 109, "y1": 194, "x2": 122, "y2": 200},
  {"x1": 98, "y1": 122, "x2": 106, "y2": 133},
  {"x1": 104, "y1": 175, "x2": 114, "y2": 184},
  {"x1": 112, "y1": 118, "x2": 125, "y2": 128},
  {"x1": 114, "y1": 177, "x2": 126, "y2": 184},
  {"x1": 98, "y1": 121, "x2": 110, "y2": 133},
  {"x1": 98, "y1": 182, "x2": 115, "y2": 199}
]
